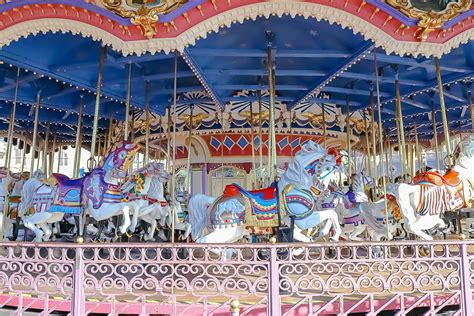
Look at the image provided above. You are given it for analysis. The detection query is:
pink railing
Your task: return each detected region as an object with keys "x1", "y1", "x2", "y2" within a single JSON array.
[{"x1": 0, "y1": 240, "x2": 472, "y2": 315}]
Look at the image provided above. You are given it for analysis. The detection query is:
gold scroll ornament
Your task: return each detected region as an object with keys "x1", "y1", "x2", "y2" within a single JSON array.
[
  {"x1": 102, "y1": 0, "x2": 188, "y2": 38},
  {"x1": 385, "y1": 0, "x2": 471, "y2": 41}
]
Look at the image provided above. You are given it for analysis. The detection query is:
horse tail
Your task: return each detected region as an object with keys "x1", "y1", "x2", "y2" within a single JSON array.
[
  {"x1": 188, "y1": 193, "x2": 215, "y2": 241},
  {"x1": 18, "y1": 178, "x2": 42, "y2": 217}
]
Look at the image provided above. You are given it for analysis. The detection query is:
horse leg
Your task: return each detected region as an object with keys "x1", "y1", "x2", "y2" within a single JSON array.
[
  {"x1": 349, "y1": 224, "x2": 367, "y2": 241},
  {"x1": 140, "y1": 214, "x2": 156, "y2": 241},
  {"x1": 128, "y1": 202, "x2": 140, "y2": 233},
  {"x1": 39, "y1": 223, "x2": 52, "y2": 242},
  {"x1": 119, "y1": 205, "x2": 131, "y2": 234},
  {"x1": 320, "y1": 211, "x2": 342, "y2": 242}
]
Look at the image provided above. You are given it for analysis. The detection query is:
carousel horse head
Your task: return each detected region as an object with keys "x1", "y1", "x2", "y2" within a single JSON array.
[
  {"x1": 101, "y1": 141, "x2": 139, "y2": 178},
  {"x1": 283, "y1": 141, "x2": 340, "y2": 188},
  {"x1": 31, "y1": 169, "x2": 46, "y2": 179},
  {"x1": 145, "y1": 161, "x2": 169, "y2": 182},
  {"x1": 453, "y1": 134, "x2": 474, "y2": 172},
  {"x1": 350, "y1": 173, "x2": 373, "y2": 201}
]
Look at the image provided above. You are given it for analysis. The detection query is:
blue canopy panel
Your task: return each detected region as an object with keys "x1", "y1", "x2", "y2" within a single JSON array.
[{"x1": 0, "y1": 14, "x2": 472, "y2": 144}]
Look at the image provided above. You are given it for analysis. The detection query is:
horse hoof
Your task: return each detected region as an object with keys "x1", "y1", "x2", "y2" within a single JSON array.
[{"x1": 125, "y1": 231, "x2": 133, "y2": 238}]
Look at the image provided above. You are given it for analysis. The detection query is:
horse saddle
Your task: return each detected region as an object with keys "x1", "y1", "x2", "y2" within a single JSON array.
[
  {"x1": 413, "y1": 169, "x2": 462, "y2": 187},
  {"x1": 49, "y1": 173, "x2": 84, "y2": 214},
  {"x1": 223, "y1": 183, "x2": 279, "y2": 227}
]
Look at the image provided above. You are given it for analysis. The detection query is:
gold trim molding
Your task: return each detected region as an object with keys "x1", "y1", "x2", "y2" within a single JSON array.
[
  {"x1": 102, "y1": 0, "x2": 187, "y2": 38},
  {"x1": 385, "y1": 0, "x2": 471, "y2": 40},
  {"x1": 2, "y1": 2, "x2": 474, "y2": 57}
]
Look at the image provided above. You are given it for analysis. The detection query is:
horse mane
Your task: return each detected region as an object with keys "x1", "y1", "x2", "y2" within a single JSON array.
[
  {"x1": 454, "y1": 134, "x2": 474, "y2": 169},
  {"x1": 283, "y1": 140, "x2": 325, "y2": 188},
  {"x1": 188, "y1": 193, "x2": 215, "y2": 241},
  {"x1": 18, "y1": 178, "x2": 44, "y2": 216}
]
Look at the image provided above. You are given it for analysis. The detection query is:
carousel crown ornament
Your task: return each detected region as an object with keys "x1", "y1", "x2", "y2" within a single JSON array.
[
  {"x1": 385, "y1": 0, "x2": 471, "y2": 40},
  {"x1": 101, "y1": 0, "x2": 188, "y2": 38}
]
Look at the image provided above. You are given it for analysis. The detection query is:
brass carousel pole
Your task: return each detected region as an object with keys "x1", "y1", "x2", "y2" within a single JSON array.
[
  {"x1": 413, "y1": 120, "x2": 421, "y2": 173},
  {"x1": 322, "y1": 103, "x2": 327, "y2": 149},
  {"x1": 57, "y1": 145, "x2": 62, "y2": 173},
  {"x1": 394, "y1": 72, "x2": 407, "y2": 179},
  {"x1": 220, "y1": 110, "x2": 225, "y2": 191},
  {"x1": 73, "y1": 96, "x2": 84, "y2": 178},
  {"x1": 370, "y1": 92, "x2": 378, "y2": 188},
  {"x1": 170, "y1": 52, "x2": 178, "y2": 244},
  {"x1": 20, "y1": 134, "x2": 27, "y2": 173},
  {"x1": 166, "y1": 106, "x2": 171, "y2": 172},
  {"x1": 373, "y1": 49, "x2": 391, "y2": 239},
  {"x1": 258, "y1": 81, "x2": 264, "y2": 187},
  {"x1": 5, "y1": 67, "x2": 20, "y2": 169},
  {"x1": 363, "y1": 110, "x2": 372, "y2": 179},
  {"x1": 50, "y1": 134, "x2": 56, "y2": 176},
  {"x1": 431, "y1": 104, "x2": 440, "y2": 170},
  {"x1": 144, "y1": 81, "x2": 151, "y2": 165},
  {"x1": 107, "y1": 111, "x2": 113, "y2": 149},
  {"x1": 346, "y1": 96, "x2": 352, "y2": 180},
  {"x1": 185, "y1": 105, "x2": 193, "y2": 194},
  {"x1": 250, "y1": 96, "x2": 257, "y2": 188},
  {"x1": 469, "y1": 85, "x2": 474, "y2": 129},
  {"x1": 434, "y1": 57, "x2": 453, "y2": 167},
  {"x1": 88, "y1": 45, "x2": 107, "y2": 170},
  {"x1": 30, "y1": 91, "x2": 41, "y2": 173},
  {"x1": 267, "y1": 43, "x2": 277, "y2": 182},
  {"x1": 42, "y1": 121, "x2": 50, "y2": 174},
  {"x1": 124, "y1": 63, "x2": 132, "y2": 141}
]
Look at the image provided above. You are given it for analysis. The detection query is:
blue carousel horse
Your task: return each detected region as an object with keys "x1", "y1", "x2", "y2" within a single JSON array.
[
  {"x1": 188, "y1": 141, "x2": 342, "y2": 245},
  {"x1": 18, "y1": 141, "x2": 139, "y2": 242}
]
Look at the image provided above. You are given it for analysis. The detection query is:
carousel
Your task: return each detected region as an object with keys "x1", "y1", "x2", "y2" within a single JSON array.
[{"x1": 0, "y1": 0, "x2": 472, "y2": 315}]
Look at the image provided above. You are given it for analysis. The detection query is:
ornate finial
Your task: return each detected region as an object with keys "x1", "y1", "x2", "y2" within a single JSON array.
[
  {"x1": 385, "y1": 0, "x2": 471, "y2": 41},
  {"x1": 230, "y1": 299, "x2": 240, "y2": 314},
  {"x1": 102, "y1": 0, "x2": 187, "y2": 39}
]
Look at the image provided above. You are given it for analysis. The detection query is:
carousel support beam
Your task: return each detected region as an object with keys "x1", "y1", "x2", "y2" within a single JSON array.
[
  {"x1": 30, "y1": 91, "x2": 41, "y2": 172},
  {"x1": 4, "y1": 67, "x2": 20, "y2": 169},
  {"x1": 434, "y1": 57, "x2": 453, "y2": 167},
  {"x1": 124, "y1": 63, "x2": 132, "y2": 141},
  {"x1": 144, "y1": 81, "x2": 151, "y2": 165},
  {"x1": 73, "y1": 96, "x2": 84, "y2": 178},
  {"x1": 88, "y1": 45, "x2": 107, "y2": 171},
  {"x1": 291, "y1": 42, "x2": 373, "y2": 108},
  {"x1": 373, "y1": 49, "x2": 391, "y2": 240}
]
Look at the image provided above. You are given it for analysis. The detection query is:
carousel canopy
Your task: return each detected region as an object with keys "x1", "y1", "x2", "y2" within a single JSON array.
[{"x1": 0, "y1": 0, "x2": 472, "y2": 145}]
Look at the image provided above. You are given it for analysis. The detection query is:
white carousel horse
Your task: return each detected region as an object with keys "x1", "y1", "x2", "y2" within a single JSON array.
[
  {"x1": 18, "y1": 142, "x2": 139, "y2": 242},
  {"x1": 122, "y1": 161, "x2": 169, "y2": 241},
  {"x1": 387, "y1": 135, "x2": 474, "y2": 241},
  {"x1": 188, "y1": 141, "x2": 342, "y2": 245}
]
